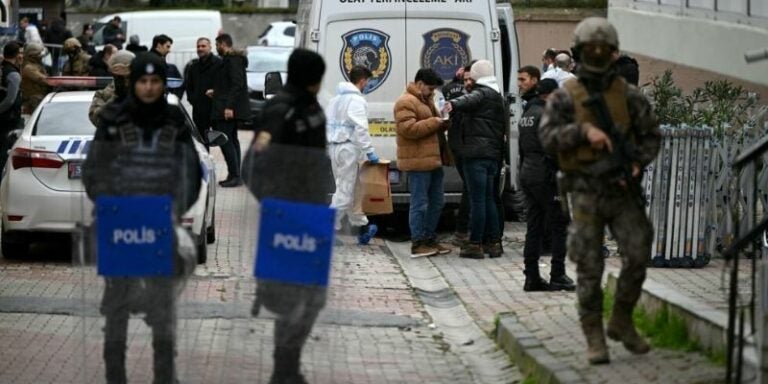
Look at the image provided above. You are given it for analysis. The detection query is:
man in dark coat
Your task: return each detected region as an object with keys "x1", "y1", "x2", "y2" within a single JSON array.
[
  {"x1": 518, "y1": 78, "x2": 575, "y2": 292},
  {"x1": 102, "y1": 16, "x2": 125, "y2": 49},
  {"x1": 184, "y1": 37, "x2": 222, "y2": 149},
  {"x1": 211, "y1": 33, "x2": 250, "y2": 187},
  {"x1": 443, "y1": 65, "x2": 471, "y2": 245},
  {"x1": 88, "y1": 45, "x2": 116, "y2": 77}
]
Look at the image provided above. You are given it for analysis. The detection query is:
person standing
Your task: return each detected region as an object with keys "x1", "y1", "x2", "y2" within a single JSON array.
[
  {"x1": 82, "y1": 52, "x2": 201, "y2": 384},
  {"x1": 77, "y1": 23, "x2": 96, "y2": 56},
  {"x1": 243, "y1": 48, "x2": 332, "y2": 384},
  {"x1": 88, "y1": 50, "x2": 135, "y2": 127},
  {"x1": 443, "y1": 65, "x2": 471, "y2": 246},
  {"x1": 211, "y1": 33, "x2": 250, "y2": 187},
  {"x1": 518, "y1": 78, "x2": 575, "y2": 292},
  {"x1": 184, "y1": 37, "x2": 222, "y2": 148},
  {"x1": 88, "y1": 45, "x2": 116, "y2": 77},
  {"x1": 540, "y1": 17, "x2": 660, "y2": 365},
  {"x1": 149, "y1": 34, "x2": 183, "y2": 96},
  {"x1": 444, "y1": 60, "x2": 505, "y2": 259},
  {"x1": 394, "y1": 68, "x2": 452, "y2": 258},
  {"x1": 126, "y1": 35, "x2": 148, "y2": 54},
  {"x1": 517, "y1": 65, "x2": 540, "y2": 110},
  {"x1": 0, "y1": 42, "x2": 23, "y2": 172},
  {"x1": 21, "y1": 42, "x2": 49, "y2": 113},
  {"x1": 327, "y1": 65, "x2": 379, "y2": 244},
  {"x1": 102, "y1": 16, "x2": 125, "y2": 49},
  {"x1": 18, "y1": 17, "x2": 43, "y2": 45},
  {"x1": 61, "y1": 37, "x2": 91, "y2": 76},
  {"x1": 542, "y1": 53, "x2": 576, "y2": 87},
  {"x1": 45, "y1": 18, "x2": 73, "y2": 74}
]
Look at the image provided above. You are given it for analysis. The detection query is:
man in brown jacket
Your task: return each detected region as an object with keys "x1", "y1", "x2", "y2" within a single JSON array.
[
  {"x1": 395, "y1": 68, "x2": 452, "y2": 258},
  {"x1": 21, "y1": 42, "x2": 49, "y2": 113}
]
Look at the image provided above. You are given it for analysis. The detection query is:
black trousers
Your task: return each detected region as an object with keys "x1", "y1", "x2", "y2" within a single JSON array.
[
  {"x1": 215, "y1": 120, "x2": 242, "y2": 178},
  {"x1": 192, "y1": 113, "x2": 211, "y2": 152},
  {"x1": 454, "y1": 156, "x2": 470, "y2": 234},
  {"x1": 522, "y1": 181, "x2": 569, "y2": 277}
]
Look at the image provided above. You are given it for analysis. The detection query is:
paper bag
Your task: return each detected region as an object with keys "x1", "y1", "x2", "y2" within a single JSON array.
[{"x1": 354, "y1": 161, "x2": 393, "y2": 216}]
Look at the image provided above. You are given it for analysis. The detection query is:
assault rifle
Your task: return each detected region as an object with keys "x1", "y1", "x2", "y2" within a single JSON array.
[{"x1": 581, "y1": 92, "x2": 645, "y2": 207}]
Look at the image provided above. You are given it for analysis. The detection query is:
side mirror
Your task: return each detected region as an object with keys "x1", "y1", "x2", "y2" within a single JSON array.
[
  {"x1": 207, "y1": 130, "x2": 229, "y2": 147},
  {"x1": 264, "y1": 72, "x2": 283, "y2": 98}
]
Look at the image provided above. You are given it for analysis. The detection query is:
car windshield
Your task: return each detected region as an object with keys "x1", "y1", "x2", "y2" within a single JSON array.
[
  {"x1": 247, "y1": 49, "x2": 290, "y2": 73},
  {"x1": 34, "y1": 101, "x2": 96, "y2": 136}
]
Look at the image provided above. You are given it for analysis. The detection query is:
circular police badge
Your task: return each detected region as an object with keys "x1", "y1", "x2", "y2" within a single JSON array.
[
  {"x1": 145, "y1": 63, "x2": 155, "y2": 75},
  {"x1": 421, "y1": 28, "x2": 472, "y2": 83},
  {"x1": 340, "y1": 29, "x2": 392, "y2": 94}
]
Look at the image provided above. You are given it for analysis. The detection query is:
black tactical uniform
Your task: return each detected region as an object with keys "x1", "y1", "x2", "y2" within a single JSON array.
[{"x1": 82, "y1": 54, "x2": 201, "y2": 384}]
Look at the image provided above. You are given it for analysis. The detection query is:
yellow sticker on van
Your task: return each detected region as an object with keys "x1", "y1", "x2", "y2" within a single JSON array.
[{"x1": 369, "y1": 120, "x2": 397, "y2": 137}]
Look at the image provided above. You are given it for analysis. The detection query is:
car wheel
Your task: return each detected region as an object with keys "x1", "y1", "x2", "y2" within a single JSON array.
[
  {"x1": 1, "y1": 229, "x2": 29, "y2": 259},
  {"x1": 206, "y1": 207, "x2": 216, "y2": 244},
  {"x1": 196, "y1": 233, "x2": 208, "y2": 265}
]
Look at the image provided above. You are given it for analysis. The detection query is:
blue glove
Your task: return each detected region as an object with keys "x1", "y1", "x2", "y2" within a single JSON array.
[{"x1": 367, "y1": 152, "x2": 380, "y2": 164}]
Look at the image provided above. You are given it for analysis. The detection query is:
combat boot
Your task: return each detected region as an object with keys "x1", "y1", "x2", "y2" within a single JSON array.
[
  {"x1": 581, "y1": 314, "x2": 610, "y2": 365},
  {"x1": 606, "y1": 302, "x2": 651, "y2": 354}
]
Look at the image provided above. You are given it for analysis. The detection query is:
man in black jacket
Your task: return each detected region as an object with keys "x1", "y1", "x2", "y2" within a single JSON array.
[
  {"x1": 211, "y1": 33, "x2": 250, "y2": 187},
  {"x1": 443, "y1": 64, "x2": 472, "y2": 245},
  {"x1": 103, "y1": 16, "x2": 125, "y2": 49},
  {"x1": 149, "y1": 34, "x2": 183, "y2": 98},
  {"x1": 445, "y1": 60, "x2": 506, "y2": 259},
  {"x1": 184, "y1": 37, "x2": 222, "y2": 149},
  {"x1": 518, "y1": 78, "x2": 576, "y2": 292},
  {"x1": 243, "y1": 49, "x2": 332, "y2": 384},
  {"x1": 82, "y1": 52, "x2": 201, "y2": 384}
]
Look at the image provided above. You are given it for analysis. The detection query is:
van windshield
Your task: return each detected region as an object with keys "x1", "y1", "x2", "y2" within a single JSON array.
[
  {"x1": 247, "y1": 49, "x2": 291, "y2": 73},
  {"x1": 91, "y1": 22, "x2": 108, "y2": 45}
]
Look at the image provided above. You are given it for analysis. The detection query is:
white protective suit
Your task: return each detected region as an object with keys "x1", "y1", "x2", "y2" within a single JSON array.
[{"x1": 326, "y1": 82, "x2": 375, "y2": 231}]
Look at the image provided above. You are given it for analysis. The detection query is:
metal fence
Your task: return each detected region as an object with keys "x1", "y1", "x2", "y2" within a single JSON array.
[{"x1": 642, "y1": 122, "x2": 768, "y2": 267}]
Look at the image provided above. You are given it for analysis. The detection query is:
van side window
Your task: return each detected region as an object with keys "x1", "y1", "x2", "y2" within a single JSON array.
[
  {"x1": 259, "y1": 25, "x2": 273, "y2": 39},
  {"x1": 498, "y1": 17, "x2": 512, "y2": 95},
  {"x1": 285, "y1": 26, "x2": 296, "y2": 37}
]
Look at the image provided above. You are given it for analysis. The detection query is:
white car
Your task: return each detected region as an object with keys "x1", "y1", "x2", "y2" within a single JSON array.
[
  {"x1": 0, "y1": 90, "x2": 218, "y2": 264},
  {"x1": 257, "y1": 21, "x2": 296, "y2": 47}
]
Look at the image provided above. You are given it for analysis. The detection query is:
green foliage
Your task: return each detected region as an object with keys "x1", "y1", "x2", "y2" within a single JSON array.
[
  {"x1": 645, "y1": 69, "x2": 766, "y2": 139},
  {"x1": 521, "y1": 376, "x2": 539, "y2": 384}
]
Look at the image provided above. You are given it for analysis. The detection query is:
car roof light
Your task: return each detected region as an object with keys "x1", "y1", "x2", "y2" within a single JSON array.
[{"x1": 46, "y1": 77, "x2": 184, "y2": 90}]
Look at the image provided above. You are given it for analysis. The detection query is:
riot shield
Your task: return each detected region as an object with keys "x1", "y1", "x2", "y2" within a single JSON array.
[{"x1": 74, "y1": 135, "x2": 201, "y2": 383}]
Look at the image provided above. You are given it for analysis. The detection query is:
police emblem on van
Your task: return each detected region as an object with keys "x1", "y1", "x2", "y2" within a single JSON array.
[
  {"x1": 341, "y1": 29, "x2": 391, "y2": 94},
  {"x1": 421, "y1": 28, "x2": 472, "y2": 82}
]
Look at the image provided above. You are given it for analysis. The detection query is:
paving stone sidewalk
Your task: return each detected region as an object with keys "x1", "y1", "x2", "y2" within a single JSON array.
[{"x1": 414, "y1": 222, "x2": 728, "y2": 384}]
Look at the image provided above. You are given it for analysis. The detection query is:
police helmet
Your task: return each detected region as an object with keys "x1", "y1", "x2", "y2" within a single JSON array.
[
  {"x1": 572, "y1": 17, "x2": 619, "y2": 73},
  {"x1": 24, "y1": 42, "x2": 45, "y2": 58},
  {"x1": 63, "y1": 38, "x2": 82, "y2": 53}
]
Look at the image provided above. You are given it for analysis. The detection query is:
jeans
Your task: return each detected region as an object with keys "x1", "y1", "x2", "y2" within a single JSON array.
[
  {"x1": 464, "y1": 159, "x2": 500, "y2": 243},
  {"x1": 522, "y1": 181, "x2": 569, "y2": 277},
  {"x1": 215, "y1": 120, "x2": 241, "y2": 178},
  {"x1": 408, "y1": 168, "x2": 445, "y2": 242},
  {"x1": 454, "y1": 156, "x2": 470, "y2": 234}
]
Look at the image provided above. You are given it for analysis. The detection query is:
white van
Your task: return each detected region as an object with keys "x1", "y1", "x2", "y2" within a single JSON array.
[
  {"x1": 92, "y1": 10, "x2": 222, "y2": 71},
  {"x1": 296, "y1": 1, "x2": 522, "y2": 211}
]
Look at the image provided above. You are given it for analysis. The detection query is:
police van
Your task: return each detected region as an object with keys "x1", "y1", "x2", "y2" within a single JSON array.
[{"x1": 295, "y1": 0, "x2": 522, "y2": 212}]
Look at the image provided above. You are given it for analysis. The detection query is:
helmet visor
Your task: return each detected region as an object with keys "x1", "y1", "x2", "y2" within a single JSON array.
[{"x1": 580, "y1": 43, "x2": 615, "y2": 72}]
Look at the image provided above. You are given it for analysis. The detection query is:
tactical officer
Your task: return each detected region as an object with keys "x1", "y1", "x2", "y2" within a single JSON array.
[
  {"x1": 540, "y1": 17, "x2": 660, "y2": 365},
  {"x1": 244, "y1": 49, "x2": 332, "y2": 384},
  {"x1": 88, "y1": 50, "x2": 135, "y2": 127},
  {"x1": 82, "y1": 53, "x2": 201, "y2": 384},
  {"x1": 62, "y1": 37, "x2": 91, "y2": 76},
  {"x1": 21, "y1": 42, "x2": 49, "y2": 113}
]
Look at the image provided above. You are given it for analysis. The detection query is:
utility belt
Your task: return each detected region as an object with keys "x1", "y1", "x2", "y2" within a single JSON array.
[{"x1": 558, "y1": 170, "x2": 632, "y2": 196}]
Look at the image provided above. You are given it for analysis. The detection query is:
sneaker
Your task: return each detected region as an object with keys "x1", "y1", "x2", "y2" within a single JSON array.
[
  {"x1": 459, "y1": 242, "x2": 484, "y2": 259},
  {"x1": 524, "y1": 275, "x2": 551, "y2": 292},
  {"x1": 411, "y1": 241, "x2": 438, "y2": 258},
  {"x1": 219, "y1": 177, "x2": 243, "y2": 188},
  {"x1": 358, "y1": 224, "x2": 378, "y2": 245},
  {"x1": 483, "y1": 241, "x2": 503, "y2": 258},
  {"x1": 426, "y1": 239, "x2": 451, "y2": 255},
  {"x1": 451, "y1": 232, "x2": 469, "y2": 246},
  {"x1": 550, "y1": 274, "x2": 576, "y2": 291}
]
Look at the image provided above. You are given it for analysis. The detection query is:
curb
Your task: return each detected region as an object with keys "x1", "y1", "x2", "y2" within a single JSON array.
[{"x1": 495, "y1": 313, "x2": 586, "y2": 384}]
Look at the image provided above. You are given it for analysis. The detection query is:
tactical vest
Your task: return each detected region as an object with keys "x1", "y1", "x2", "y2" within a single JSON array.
[
  {"x1": 557, "y1": 76, "x2": 632, "y2": 172},
  {"x1": 0, "y1": 61, "x2": 22, "y2": 126}
]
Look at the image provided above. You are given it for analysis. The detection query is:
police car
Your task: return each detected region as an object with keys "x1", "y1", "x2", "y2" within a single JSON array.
[{"x1": 0, "y1": 86, "x2": 218, "y2": 264}]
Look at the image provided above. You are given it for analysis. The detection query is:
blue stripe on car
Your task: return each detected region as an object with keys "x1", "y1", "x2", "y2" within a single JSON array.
[
  {"x1": 57, "y1": 141, "x2": 69, "y2": 154},
  {"x1": 68, "y1": 140, "x2": 81, "y2": 154}
]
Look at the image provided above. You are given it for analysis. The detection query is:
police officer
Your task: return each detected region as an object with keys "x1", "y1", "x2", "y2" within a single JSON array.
[
  {"x1": 62, "y1": 37, "x2": 91, "y2": 76},
  {"x1": 88, "y1": 50, "x2": 135, "y2": 127},
  {"x1": 519, "y1": 78, "x2": 575, "y2": 292},
  {"x1": 21, "y1": 42, "x2": 49, "y2": 113},
  {"x1": 243, "y1": 49, "x2": 332, "y2": 384},
  {"x1": 540, "y1": 17, "x2": 660, "y2": 364},
  {"x1": 82, "y1": 53, "x2": 201, "y2": 384}
]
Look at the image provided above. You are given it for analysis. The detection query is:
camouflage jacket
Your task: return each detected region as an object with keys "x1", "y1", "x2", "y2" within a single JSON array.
[
  {"x1": 539, "y1": 76, "x2": 660, "y2": 190},
  {"x1": 62, "y1": 51, "x2": 91, "y2": 76},
  {"x1": 21, "y1": 61, "x2": 48, "y2": 112},
  {"x1": 89, "y1": 82, "x2": 115, "y2": 127}
]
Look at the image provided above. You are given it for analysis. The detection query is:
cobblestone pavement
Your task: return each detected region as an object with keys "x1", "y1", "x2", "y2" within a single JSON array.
[
  {"x1": 0, "y1": 131, "x2": 479, "y2": 384},
  {"x1": 408, "y1": 222, "x2": 727, "y2": 384}
]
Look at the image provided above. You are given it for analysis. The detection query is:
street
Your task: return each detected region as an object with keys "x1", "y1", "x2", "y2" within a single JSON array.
[{"x1": 0, "y1": 131, "x2": 733, "y2": 383}]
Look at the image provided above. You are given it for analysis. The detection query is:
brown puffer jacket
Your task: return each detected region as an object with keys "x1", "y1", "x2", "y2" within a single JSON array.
[
  {"x1": 21, "y1": 58, "x2": 48, "y2": 113},
  {"x1": 394, "y1": 83, "x2": 451, "y2": 171}
]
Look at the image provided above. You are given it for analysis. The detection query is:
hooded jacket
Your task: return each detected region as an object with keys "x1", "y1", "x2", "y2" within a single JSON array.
[
  {"x1": 212, "y1": 49, "x2": 250, "y2": 122},
  {"x1": 449, "y1": 77, "x2": 506, "y2": 161},
  {"x1": 326, "y1": 82, "x2": 374, "y2": 156},
  {"x1": 394, "y1": 83, "x2": 450, "y2": 172}
]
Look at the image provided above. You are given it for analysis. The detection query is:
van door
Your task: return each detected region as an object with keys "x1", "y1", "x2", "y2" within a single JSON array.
[{"x1": 497, "y1": 3, "x2": 522, "y2": 191}]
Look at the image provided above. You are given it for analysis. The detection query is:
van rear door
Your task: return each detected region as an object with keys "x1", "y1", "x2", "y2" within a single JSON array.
[{"x1": 496, "y1": 3, "x2": 522, "y2": 190}]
